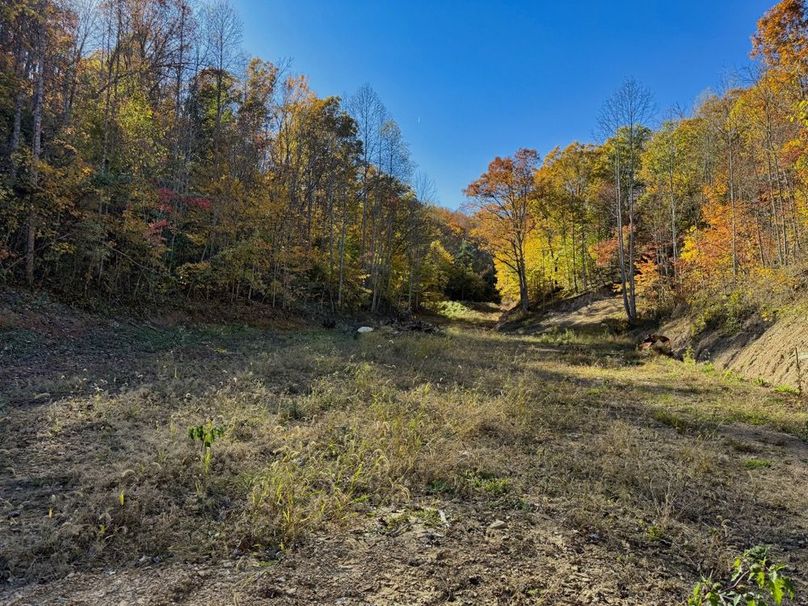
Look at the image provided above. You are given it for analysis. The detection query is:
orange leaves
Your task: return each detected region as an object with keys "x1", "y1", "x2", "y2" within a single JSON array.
[
  {"x1": 634, "y1": 254, "x2": 673, "y2": 311},
  {"x1": 464, "y1": 148, "x2": 539, "y2": 263},
  {"x1": 678, "y1": 192, "x2": 760, "y2": 293},
  {"x1": 590, "y1": 236, "x2": 619, "y2": 269},
  {"x1": 464, "y1": 149, "x2": 539, "y2": 309},
  {"x1": 752, "y1": 0, "x2": 808, "y2": 71},
  {"x1": 464, "y1": 149, "x2": 539, "y2": 202}
]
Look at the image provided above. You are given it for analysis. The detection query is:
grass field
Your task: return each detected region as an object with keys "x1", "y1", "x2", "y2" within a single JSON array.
[{"x1": 1, "y1": 297, "x2": 806, "y2": 605}]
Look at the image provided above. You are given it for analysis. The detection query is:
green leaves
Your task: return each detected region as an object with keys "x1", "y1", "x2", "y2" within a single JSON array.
[
  {"x1": 688, "y1": 546, "x2": 796, "y2": 606},
  {"x1": 188, "y1": 419, "x2": 225, "y2": 473}
]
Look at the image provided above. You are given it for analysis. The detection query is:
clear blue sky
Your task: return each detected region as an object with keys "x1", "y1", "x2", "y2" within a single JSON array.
[{"x1": 232, "y1": 0, "x2": 774, "y2": 209}]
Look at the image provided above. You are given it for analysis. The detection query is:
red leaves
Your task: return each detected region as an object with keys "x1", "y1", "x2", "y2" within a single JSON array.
[
  {"x1": 155, "y1": 187, "x2": 212, "y2": 212},
  {"x1": 185, "y1": 197, "x2": 212, "y2": 210},
  {"x1": 148, "y1": 218, "x2": 169, "y2": 233},
  {"x1": 157, "y1": 187, "x2": 176, "y2": 200}
]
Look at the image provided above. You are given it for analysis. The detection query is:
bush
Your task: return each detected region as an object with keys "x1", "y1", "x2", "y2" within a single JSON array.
[
  {"x1": 691, "y1": 290, "x2": 754, "y2": 336},
  {"x1": 688, "y1": 546, "x2": 795, "y2": 606}
]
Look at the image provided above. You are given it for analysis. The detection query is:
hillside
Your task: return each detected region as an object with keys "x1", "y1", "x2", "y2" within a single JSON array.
[
  {"x1": 663, "y1": 305, "x2": 808, "y2": 392},
  {"x1": 1, "y1": 293, "x2": 806, "y2": 605},
  {"x1": 502, "y1": 289, "x2": 808, "y2": 393}
]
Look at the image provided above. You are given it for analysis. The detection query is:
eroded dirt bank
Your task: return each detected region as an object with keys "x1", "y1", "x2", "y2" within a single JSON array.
[{"x1": 662, "y1": 308, "x2": 808, "y2": 390}]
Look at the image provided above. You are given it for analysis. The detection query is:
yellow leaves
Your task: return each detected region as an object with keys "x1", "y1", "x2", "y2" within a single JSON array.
[
  {"x1": 703, "y1": 182, "x2": 728, "y2": 205},
  {"x1": 118, "y1": 95, "x2": 154, "y2": 136},
  {"x1": 678, "y1": 229, "x2": 700, "y2": 265},
  {"x1": 177, "y1": 261, "x2": 213, "y2": 287},
  {"x1": 429, "y1": 240, "x2": 454, "y2": 267}
]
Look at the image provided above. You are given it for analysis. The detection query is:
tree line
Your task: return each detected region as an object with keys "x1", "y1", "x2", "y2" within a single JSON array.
[
  {"x1": 0, "y1": 0, "x2": 495, "y2": 312},
  {"x1": 465, "y1": 0, "x2": 808, "y2": 321},
  {"x1": 4, "y1": 0, "x2": 807, "y2": 321}
]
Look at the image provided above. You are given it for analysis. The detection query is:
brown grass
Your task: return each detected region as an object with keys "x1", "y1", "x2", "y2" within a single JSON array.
[{"x1": 1, "y1": 302, "x2": 806, "y2": 603}]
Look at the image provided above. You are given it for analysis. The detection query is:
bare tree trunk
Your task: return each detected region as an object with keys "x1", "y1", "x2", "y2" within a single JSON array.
[
  {"x1": 627, "y1": 203, "x2": 637, "y2": 319},
  {"x1": 570, "y1": 217, "x2": 578, "y2": 292},
  {"x1": 615, "y1": 154, "x2": 631, "y2": 320},
  {"x1": 173, "y1": 0, "x2": 187, "y2": 185},
  {"x1": 337, "y1": 197, "x2": 347, "y2": 307},
  {"x1": 514, "y1": 233, "x2": 529, "y2": 312},
  {"x1": 10, "y1": 88, "x2": 24, "y2": 178},
  {"x1": 580, "y1": 222, "x2": 588, "y2": 290},
  {"x1": 727, "y1": 135, "x2": 738, "y2": 280},
  {"x1": 26, "y1": 9, "x2": 46, "y2": 287},
  {"x1": 626, "y1": 129, "x2": 637, "y2": 321},
  {"x1": 9, "y1": 49, "x2": 28, "y2": 179},
  {"x1": 668, "y1": 138, "x2": 677, "y2": 275}
]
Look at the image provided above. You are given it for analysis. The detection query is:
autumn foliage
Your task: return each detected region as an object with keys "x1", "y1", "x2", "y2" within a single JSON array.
[
  {"x1": 463, "y1": 0, "x2": 808, "y2": 319},
  {"x1": 0, "y1": 0, "x2": 494, "y2": 312},
  {"x1": 2, "y1": 0, "x2": 808, "y2": 322}
]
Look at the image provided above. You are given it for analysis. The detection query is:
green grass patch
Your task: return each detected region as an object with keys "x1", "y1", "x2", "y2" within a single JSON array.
[{"x1": 743, "y1": 457, "x2": 772, "y2": 470}]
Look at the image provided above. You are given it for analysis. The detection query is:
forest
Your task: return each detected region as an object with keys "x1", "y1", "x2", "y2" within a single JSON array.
[
  {"x1": 1, "y1": 0, "x2": 807, "y2": 322},
  {"x1": 0, "y1": 0, "x2": 498, "y2": 312},
  {"x1": 1, "y1": 1, "x2": 808, "y2": 605}
]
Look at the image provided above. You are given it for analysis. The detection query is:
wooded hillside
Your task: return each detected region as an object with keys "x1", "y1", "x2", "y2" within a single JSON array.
[
  {"x1": 465, "y1": 1, "x2": 808, "y2": 323},
  {"x1": 0, "y1": 0, "x2": 495, "y2": 311}
]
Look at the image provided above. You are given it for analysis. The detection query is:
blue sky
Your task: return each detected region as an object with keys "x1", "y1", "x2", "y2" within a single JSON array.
[{"x1": 232, "y1": 0, "x2": 774, "y2": 208}]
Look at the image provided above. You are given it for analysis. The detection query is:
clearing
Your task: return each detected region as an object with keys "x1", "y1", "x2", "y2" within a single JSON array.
[{"x1": 1, "y1": 294, "x2": 807, "y2": 605}]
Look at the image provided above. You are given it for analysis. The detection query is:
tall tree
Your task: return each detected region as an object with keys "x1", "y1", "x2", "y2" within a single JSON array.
[
  {"x1": 465, "y1": 149, "x2": 538, "y2": 312},
  {"x1": 599, "y1": 79, "x2": 655, "y2": 322}
]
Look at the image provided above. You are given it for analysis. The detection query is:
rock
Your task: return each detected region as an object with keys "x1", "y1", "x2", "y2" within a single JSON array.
[
  {"x1": 356, "y1": 326, "x2": 374, "y2": 334},
  {"x1": 488, "y1": 519, "x2": 507, "y2": 530},
  {"x1": 438, "y1": 509, "x2": 449, "y2": 528}
]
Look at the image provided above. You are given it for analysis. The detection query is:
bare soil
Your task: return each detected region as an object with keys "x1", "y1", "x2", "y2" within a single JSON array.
[{"x1": 663, "y1": 307, "x2": 808, "y2": 390}]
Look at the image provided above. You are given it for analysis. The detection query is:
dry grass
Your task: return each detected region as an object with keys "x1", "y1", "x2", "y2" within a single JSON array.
[{"x1": 1, "y1": 301, "x2": 806, "y2": 603}]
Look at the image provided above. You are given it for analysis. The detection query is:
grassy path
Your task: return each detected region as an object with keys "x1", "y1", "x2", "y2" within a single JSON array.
[{"x1": 1, "y1": 300, "x2": 807, "y2": 604}]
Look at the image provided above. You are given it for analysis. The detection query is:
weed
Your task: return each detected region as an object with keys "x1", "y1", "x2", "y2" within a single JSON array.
[
  {"x1": 646, "y1": 524, "x2": 667, "y2": 542},
  {"x1": 744, "y1": 458, "x2": 772, "y2": 470},
  {"x1": 700, "y1": 361, "x2": 716, "y2": 374},
  {"x1": 465, "y1": 471, "x2": 511, "y2": 496},
  {"x1": 188, "y1": 420, "x2": 225, "y2": 473},
  {"x1": 688, "y1": 546, "x2": 795, "y2": 606},
  {"x1": 426, "y1": 479, "x2": 454, "y2": 495},
  {"x1": 774, "y1": 384, "x2": 799, "y2": 396}
]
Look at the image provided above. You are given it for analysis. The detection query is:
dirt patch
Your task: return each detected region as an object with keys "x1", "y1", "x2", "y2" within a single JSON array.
[
  {"x1": 663, "y1": 307, "x2": 808, "y2": 390},
  {"x1": 497, "y1": 290, "x2": 628, "y2": 336}
]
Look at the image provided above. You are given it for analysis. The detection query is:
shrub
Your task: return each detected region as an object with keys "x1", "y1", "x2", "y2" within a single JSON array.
[
  {"x1": 688, "y1": 546, "x2": 795, "y2": 606},
  {"x1": 188, "y1": 420, "x2": 225, "y2": 473},
  {"x1": 690, "y1": 290, "x2": 754, "y2": 336}
]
